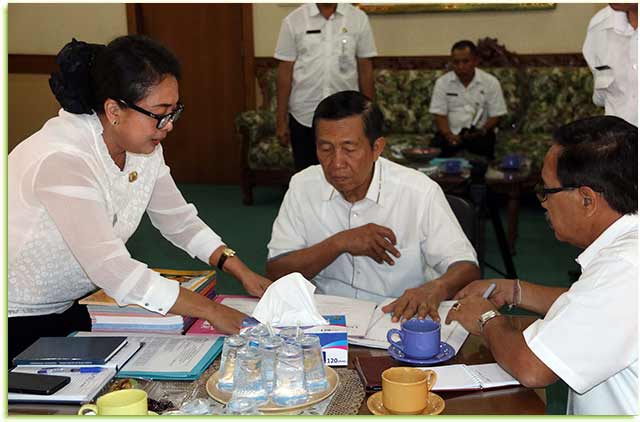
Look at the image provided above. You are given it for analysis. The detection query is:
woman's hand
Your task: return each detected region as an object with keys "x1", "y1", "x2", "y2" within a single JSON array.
[
  {"x1": 454, "y1": 278, "x2": 514, "y2": 309},
  {"x1": 208, "y1": 302, "x2": 247, "y2": 334},
  {"x1": 240, "y1": 272, "x2": 272, "y2": 297}
]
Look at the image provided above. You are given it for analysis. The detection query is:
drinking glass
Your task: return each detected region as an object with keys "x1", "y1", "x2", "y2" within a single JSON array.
[
  {"x1": 271, "y1": 342, "x2": 308, "y2": 406},
  {"x1": 258, "y1": 335, "x2": 284, "y2": 393},
  {"x1": 278, "y1": 327, "x2": 302, "y2": 343},
  {"x1": 299, "y1": 334, "x2": 328, "y2": 393},
  {"x1": 247, "y1": 324, "x2": 270, "y2": 348},
  {"x1": 217, "y1": 335, "x2": 246, "y2": 392},
  {"x1": 229, "y1": 346, "x2": 268, "y2": 406}
]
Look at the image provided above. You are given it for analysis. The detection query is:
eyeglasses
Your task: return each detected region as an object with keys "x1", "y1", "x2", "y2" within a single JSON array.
[
  {"x1": 535, "y1": 183, "x2": 578, "y2": 203},
  {"x1": 118, "y1": 100, "x2": 184, "y2": 129}
]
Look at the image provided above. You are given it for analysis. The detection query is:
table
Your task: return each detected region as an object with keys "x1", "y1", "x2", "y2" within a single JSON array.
[
  {"x1": 9, "y1": 317, "x2": 545, "y2": 416},
  {"x1": 354, "y1": 315, "x2": 545, "y2": 415}
]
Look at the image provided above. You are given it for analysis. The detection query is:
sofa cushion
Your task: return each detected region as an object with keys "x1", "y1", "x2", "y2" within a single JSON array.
[{"x1": 249, "y1": 135, "x2": 294, "y2": 170}]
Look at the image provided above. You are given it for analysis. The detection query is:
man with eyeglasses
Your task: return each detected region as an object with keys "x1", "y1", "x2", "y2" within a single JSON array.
[{"x1": 446, "y1": 116, "x2": 637, "y2": 415}]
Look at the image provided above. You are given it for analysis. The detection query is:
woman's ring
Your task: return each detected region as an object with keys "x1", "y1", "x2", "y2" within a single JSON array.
[{"x1": 452, "y1": 302, "x2": 461, "y2": 311}]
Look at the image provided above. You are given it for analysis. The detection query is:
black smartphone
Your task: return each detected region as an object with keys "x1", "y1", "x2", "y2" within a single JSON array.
[{"x1": 8, "y1": 372, "x2": 71, "y2": 395}]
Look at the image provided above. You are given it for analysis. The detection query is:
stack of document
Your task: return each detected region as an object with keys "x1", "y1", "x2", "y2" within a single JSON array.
[
  {"x1": 79, "y1": 269, "x2": 217, "y2": 334},
  {"x1": 9, "y1": 337, "x2": 142, "y2": 404},
  {"x1": 73, "y1": 332, "x2": 224, "y2": 381},
  {"x1": 187, "y1": 294, "x2": 469, "y2": 354}
]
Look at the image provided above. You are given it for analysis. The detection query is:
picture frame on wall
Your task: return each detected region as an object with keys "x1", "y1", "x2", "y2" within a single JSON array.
[{"x1": 357, "y1": 3, "x2": 556, "y2": 14}]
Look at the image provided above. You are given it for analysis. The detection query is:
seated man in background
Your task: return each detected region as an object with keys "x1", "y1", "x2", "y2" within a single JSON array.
[
  {"x1": 266, "y1": 90, "x2": 480, "y2": 322},
  {"x1": 429, "y1": 40, "x2": 507, "y2": 160},
  {"x1": 447, "y1": 116, "x2": 637, "y2": 415}
]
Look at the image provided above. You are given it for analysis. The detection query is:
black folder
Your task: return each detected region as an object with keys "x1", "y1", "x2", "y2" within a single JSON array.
[{"x1": 13, "y1": 336, "x2": 127, "y2": 366}]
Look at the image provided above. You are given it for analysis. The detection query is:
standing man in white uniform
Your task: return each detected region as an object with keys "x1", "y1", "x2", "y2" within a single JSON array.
[
  {"x1": 447, "y1": 116, "x2": 638, "y2": 415},
  {"x1": 267, "y1": 91, "x2": 480, "y2": 323},
  {"x1": 429, "y1": 40, "x2": 507, "y2": 160},
  {"x1": 583, "y1": 4, "x2": 637, "y2": 126},
  {"x1": 275, "y1": 3, "x2": 377, "y2": 171}
]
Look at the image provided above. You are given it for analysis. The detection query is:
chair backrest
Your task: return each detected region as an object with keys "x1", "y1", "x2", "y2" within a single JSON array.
[
  {"x1": 445, "y1": 194, "x2": 483, "y2": 276},
  {"x1": 446, "y1": 194, "x2": 476, "y2": 244}
]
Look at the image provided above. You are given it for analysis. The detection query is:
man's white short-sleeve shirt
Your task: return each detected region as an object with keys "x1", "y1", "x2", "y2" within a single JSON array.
[
  {"x1": 429, "y1": 68, "x2": 507, "y2": 135},
  {"x1": 523, "y1": 214, "x2": 638, "y2": 415},
  {"x1": 583, "y1": 6, "x2": 638, "y2": 125},
  {"x1": 274, "y1": 3, "x2": 377, "y2": 127},
  {"x1": 267, "y1": 157, "x2": 477, "y2": 303}
]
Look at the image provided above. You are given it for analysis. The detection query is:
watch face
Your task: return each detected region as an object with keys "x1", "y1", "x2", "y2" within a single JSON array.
[{"x1": 224, "y1": 248, "x2": 236, "y2": 257}]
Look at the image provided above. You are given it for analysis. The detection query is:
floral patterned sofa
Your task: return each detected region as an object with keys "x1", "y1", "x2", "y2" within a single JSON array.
[{"x1": 236, "y1": 38, "x2": 601, "y2": 205}]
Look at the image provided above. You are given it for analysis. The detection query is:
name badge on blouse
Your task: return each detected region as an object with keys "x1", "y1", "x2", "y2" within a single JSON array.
[{"x1": 339, "y1": 39, "x2": 350, "y2": 73}]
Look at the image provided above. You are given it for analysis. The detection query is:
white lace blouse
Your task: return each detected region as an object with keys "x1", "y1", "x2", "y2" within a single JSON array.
[{"x1": 8, "y1": 110, "x2": 224, "y2": 317}]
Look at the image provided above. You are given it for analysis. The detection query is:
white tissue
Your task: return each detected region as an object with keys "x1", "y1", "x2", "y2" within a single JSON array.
[{"x1": 252, "y1": 273, "x2": 328, "y2": 326}]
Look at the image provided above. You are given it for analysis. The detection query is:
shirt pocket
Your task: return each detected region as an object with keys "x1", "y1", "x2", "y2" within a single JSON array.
[
  {"x1": 446, "y1": 94, "x2": 466, "y2": 111},
  {"x1": 298, "y1": 33, "x2": 322, "y2": 58}
]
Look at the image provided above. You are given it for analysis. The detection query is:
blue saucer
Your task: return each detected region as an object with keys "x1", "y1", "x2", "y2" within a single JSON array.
[{"x1": 388, "y1": 342, "x2": 455, "y2": 365}]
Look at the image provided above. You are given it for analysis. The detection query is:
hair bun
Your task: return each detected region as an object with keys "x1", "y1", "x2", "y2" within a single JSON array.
[{"x1": 49, "y1": 38, "x2": 105, "y2": 114}]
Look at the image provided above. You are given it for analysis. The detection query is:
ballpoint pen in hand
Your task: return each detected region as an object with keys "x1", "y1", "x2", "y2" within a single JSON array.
[
  {"x1": 482, "y1": 283, "x2": 497, "y2": 299},
  {"x1": 37, "y1": 367, "x2": 104, "y2": 374}
]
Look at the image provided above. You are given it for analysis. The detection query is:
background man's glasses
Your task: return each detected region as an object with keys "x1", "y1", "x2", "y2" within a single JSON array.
[
  {"x1": 535, "y1": 184, "x2": 578, "y2": 203},
  {"x1": 118, "y1": 100, "x2": 184, "y2": 129}
]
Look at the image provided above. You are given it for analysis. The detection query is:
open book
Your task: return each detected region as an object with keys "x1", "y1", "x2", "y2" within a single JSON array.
[{"x1": 425, "y1": 363, "x2": 520, "y2": 391}]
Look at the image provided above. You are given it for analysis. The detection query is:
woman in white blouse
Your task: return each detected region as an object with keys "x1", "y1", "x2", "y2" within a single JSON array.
[{"x1": 8, "y1": 36, "x2": 271, "y2": 363}]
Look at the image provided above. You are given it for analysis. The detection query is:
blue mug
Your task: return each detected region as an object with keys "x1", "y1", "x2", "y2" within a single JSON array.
[{"x1": 387, "y1": 319, "x2": 441, "y2": 359}]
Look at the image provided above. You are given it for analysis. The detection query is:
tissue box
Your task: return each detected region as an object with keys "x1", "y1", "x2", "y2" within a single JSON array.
[{"x1": 243, "y1": 315, "x2": 348, "y2": 366}]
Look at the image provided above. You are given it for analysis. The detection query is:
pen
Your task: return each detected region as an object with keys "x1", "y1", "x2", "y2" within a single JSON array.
[
  {"x1": 482, "y1": 283, "x2": 497, "y2": 299},
  {"x1": 37, "y1": 367, "x2": 104, "y2": 374}
]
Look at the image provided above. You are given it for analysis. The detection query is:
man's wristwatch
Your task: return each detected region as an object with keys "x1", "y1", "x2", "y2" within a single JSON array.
[
  {"x1": 478, "y1": 309, "x2": 502, "y2": 333},
  {"x1": 216, "y1": 247, "x2": 236, "y2": 271}
]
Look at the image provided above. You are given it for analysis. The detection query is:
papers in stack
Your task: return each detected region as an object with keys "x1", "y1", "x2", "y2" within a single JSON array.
[
  {"x1": 187, "y1": 294, "x2": 468, "y2": 354},
  {"x1": 9, "y1": 366, "x2": 117, "y2": 404},
  {"x1": 79, "y1": 269, "x2": 217, "y2": 334},
  {"x1": 346, "y1": 298, "x2": 470, "y2": 353},
  {"x1": 74, "y1": 332, "x2": 223, "y2": 380},
  {"x1": 8, "y1": 338, "x2": 142, "y2": 404}
]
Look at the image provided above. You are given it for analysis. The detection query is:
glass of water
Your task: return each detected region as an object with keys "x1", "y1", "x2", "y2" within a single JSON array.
[
  {"x1": 229, "y1": 346, "x2": 269, "y2": 406},
  {"x1": 299, "y1": 334, "x2": 328, "y2": 393},
  {"x1": 259, "y1": 335, "x2": 284, "y2": 394},
  {"x1": 271, "y1": 342, "x2": 308, "y2": 407},
  {"x1": 247, "y1": 324, "x2": 270, "y2": 348},
  {"x1": 217, "y1": 335, "x2": 246, "y2": 392},
  {"x1": 278, "y1": 326, "x2": 302, "y2": 343}
]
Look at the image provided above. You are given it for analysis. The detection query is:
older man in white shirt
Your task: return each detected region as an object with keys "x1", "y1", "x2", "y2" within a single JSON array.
[
  {"x1": 583, "y1": 4, "x2": 638, "y2": 125},
  {"x1": 275, "y1": 3, "x2": 377, "y2": 171},
  {"x1": 267, "y1": 91, "x2": 480, "y2": 322},
  {"x1": 429, "y1": 40, "x2": 507, "y2": 160},
  {"x1": 447, "y1": 116, "x2": 638, "y2": 415}
]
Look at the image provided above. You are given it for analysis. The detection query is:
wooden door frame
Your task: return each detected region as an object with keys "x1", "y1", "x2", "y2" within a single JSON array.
[{"x1": 126, "y1": 3, "x2": 256, "y2": 110}]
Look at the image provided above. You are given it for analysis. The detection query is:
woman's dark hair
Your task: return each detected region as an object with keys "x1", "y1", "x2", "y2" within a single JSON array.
[
  {"x1": 49, "y1": 35, "x2": 181, "y2": 114},
  {"x1": 312, "y1": 90, "x2": 384, "y2": 147},
  {"x1": 553, "y1": 115, "x2": 637, "y2": 215}
]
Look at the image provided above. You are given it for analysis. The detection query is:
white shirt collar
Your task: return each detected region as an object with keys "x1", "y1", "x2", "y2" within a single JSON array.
[
  {"x1": 308, "y1": 3, "x2": 344, "y2": 18},
  {"x1": 611, "y1": 8, "x2": 636, "y2": 36},
  {"x1": 448, "y1": 68, "x2": 481, "y2": 88},
  {"x1": 323, "y1": 158, "x2": 384, "y2": 205},
  {"x1": 576, "y1": 214, "x2": 639, "y2": 269}
]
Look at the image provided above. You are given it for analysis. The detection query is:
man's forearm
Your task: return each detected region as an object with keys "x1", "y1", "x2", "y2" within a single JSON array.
[
  {"x1": 266, "y1": 235, "x2": 344, "y2": 281},
  {"x1": 357, "y1": 58, "x2": 375, "y2": 100},
  {"x1": 276, "y1": 61, "x2": 294, "y2": 122},
  {"x1": 482, "y1": 317, "x2": 559, "y2": 388},
  {"x1": 518, "y1": 281, "x2": 568, "y2": 316},
  {"x1": 434, "y1": 115, "x2": 453, "y2": 137},
  {"x1": 481, "y1": 116, "x2": 500, "y2": 132},
  {"x1": 429, "y1": 261, "x2": 480, "y2": 300}
]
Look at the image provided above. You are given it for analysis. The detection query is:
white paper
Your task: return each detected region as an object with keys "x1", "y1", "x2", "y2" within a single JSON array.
[
  {"x1": 314, "y1": 295, "x2": 378, "y2": 337},
  {"x1": 9, "y1": 367, "x2": 116, "y2": 403},
  {"x1": 121, "y1": 336, "x2": 216, "y2": 373},
  {"x1": 418, "y1": 363, "x2": 519, "y2": 391},
  {"x1": 347, "y1": 299, "x2": 469, "y2": 353}
]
